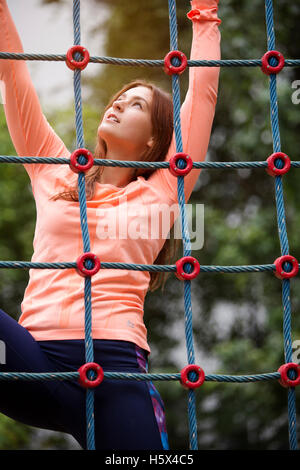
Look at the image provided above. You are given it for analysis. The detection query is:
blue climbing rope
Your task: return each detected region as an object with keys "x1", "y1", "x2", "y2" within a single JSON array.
[
  {"x1": 265, "y1": 0, "x2": 298, "y2": 450},
  {"x1": 168, "y1": 0, "x2": 197, "y2": 450},
  {"x1": 72, "y1": 0, "x2": 95, "y2": 450}
]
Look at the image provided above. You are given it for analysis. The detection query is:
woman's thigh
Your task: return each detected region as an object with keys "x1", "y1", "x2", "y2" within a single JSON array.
[
  {"x1": 39, "y1": 340, "x2": 169, "y2": 450},
  {"x1": 0, "y1": 312, "x2": 169, "y2": 450},
  {"x1": 0, "y1": 308, "x2": 67, "y2": 433},
  {"x1": 94, "y1": 378, "x2": 168, "y2": 450},
  {"x1": 60, "y1": 376, "x2": 168, "y2": 451}
]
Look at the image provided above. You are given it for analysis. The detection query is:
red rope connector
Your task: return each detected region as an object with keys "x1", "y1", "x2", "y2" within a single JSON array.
[
  {"x1": 66, "y1": 45, "x2": 90, "y2": 71},
  {"x1": 169, "y1": 153, "x2": 193, "y2": 177},
  {"x1": 266, "y1": 152, "x2": 291, "y2": 177},
  {"x1": 70, "y1": 148, "x2": 94, "y2": 174},
  {"x1": 76, "y1": 253, "x2": 101, "y2": 277},
  {"x1": 164, "y1": 50, "x2": 187, "y2": 75},
  {"x1": 78, "y1": 362, "x2": 104, "y2": 388},
  {"x1": 180, "y1": 364, "x2": 205, "y2": 390},
  {"x1": 278, "y1": 363, "x2": 300, "y2": 388},
  {"x1": 175, "y1": 256, "x2": 200, "y2": 281},
  {"x1": 261, "y1": 50, "x2": 285, "y2": 75},
  {"x1": 274, "y1": 255, "x2": 299, "y2": 280}
]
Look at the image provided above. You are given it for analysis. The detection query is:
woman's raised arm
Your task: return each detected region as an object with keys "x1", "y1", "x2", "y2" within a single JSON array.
[
  {"x1": 148, "y1": 0, "x2": 221, "y2": 203},
  {"x1": 0, "y1": 0, "x2": 70, "y2": 180}
]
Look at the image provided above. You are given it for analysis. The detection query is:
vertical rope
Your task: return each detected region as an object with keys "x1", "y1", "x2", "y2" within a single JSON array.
[
  {"x1": 72, "y1": 0, "x2": 95, "y2": 450},
  {"x1": 264, "y1": 0, "x2": 297, "y2": 450},
  {"x1": 168, "y1": 0, "x2": 197, "y2": 450}
]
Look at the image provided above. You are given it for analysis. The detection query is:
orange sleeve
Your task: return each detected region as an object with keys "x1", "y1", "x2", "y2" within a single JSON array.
[
  {"x1": 0, "y1": 0, "x2": 70, "y2": 181},
  {"x1": 148, "y1": 0, "x2": 221, "y2": 203}
]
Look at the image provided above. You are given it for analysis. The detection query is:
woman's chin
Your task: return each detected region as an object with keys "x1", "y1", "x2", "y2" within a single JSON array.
[{"x1": 97, "y1": 123, "x2": 119, "y2": 143}]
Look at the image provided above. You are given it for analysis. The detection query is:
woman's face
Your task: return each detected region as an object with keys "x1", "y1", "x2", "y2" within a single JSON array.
[{"x1": 97, "y1": 86, "x2": 154, "y2": 159}]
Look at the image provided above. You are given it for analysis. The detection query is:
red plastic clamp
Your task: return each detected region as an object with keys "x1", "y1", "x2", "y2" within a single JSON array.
[
  {"x1": 164, "y1": 50, "x2": 188, "y2": 75},
  {"x1": 175, "y1": 256, "x2": 200, "y2": 281},
  {"x1": 274, "y1": 255, "x2": 299, "y2": 280},
  {"x1": 70, "y1": 148, "x2": 94, "y2": 174},
  {"x1": 278, "y1": 363, "x2": 300, "y2": 388},
  {"x1": 261, "y1": 50, "x2": 285, "y2": 75},
  {"x1": 169, "y1": 153, "x2": 193, "y2": 177},
  {"x1": 266, "y1": 152, "x2": 291, "y2": 176},
  {"x1": 66, "y1": 45, "x2": 90, "y2": 71},
  {"x1": 76, "y1": 253, "x2": 101, "y2": 277},
  {"x1": 78, "y1": 362, "x2": 104, "y2": 388},
  {"x1": 180, "y1": 364, "x2": 205, "y2": 390}
]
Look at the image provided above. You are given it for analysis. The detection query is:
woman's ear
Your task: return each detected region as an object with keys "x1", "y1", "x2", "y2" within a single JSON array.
[{"x1": 147, "y1": 136, "x2": 154, "y2": 148}]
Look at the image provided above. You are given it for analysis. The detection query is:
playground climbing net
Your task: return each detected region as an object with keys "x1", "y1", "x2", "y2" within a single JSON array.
[{"x1": 0, "y1": 0, "x2": 300, "y2": 451}]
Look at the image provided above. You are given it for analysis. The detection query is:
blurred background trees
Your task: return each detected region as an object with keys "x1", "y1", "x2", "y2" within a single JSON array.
[{"x1": 0, "y1": 0, "x2": 299, "y2": 450}]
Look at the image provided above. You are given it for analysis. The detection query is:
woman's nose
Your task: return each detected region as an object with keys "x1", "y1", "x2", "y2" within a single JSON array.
[{"x1": 113, "y1": 100, "x2": 124, "y2": 112}]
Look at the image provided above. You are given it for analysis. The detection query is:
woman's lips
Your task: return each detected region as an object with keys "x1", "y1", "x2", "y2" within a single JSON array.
[{"x1": 106, "y1": 113, "x2": 120, "y2": 123}]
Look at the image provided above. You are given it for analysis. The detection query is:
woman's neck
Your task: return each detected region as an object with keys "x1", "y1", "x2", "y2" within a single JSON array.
[
  {"x1": 99, "y1": 146, "x2": 138, "y2": 187},
  {"x1": 99, "y1": 166, "x2": 135, "y2": 187}
]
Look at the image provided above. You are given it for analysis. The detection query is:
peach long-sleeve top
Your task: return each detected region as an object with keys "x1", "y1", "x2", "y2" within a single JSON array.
[{"x1": 0, "y1": 0, "x2": 221, "y2": 353}]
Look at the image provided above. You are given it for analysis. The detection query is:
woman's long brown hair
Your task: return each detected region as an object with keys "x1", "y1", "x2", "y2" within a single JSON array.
[{"x1": 51, "y1": 80, "x2": 182, "y2": 292}]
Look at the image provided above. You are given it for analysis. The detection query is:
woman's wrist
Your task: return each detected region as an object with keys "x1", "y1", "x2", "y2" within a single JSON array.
[{"x1": 187, "y1": 0, "x2": 221, "y2": 24}]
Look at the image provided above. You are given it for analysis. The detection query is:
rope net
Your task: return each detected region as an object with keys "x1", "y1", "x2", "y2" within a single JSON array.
[{"x1": 0, "y1": 0, "x2": 299, "y2": 450}]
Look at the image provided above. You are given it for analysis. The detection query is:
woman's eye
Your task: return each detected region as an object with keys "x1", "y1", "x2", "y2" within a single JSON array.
[{"x1": 133, "y1": 102, "x2": 142, "y2": 108}]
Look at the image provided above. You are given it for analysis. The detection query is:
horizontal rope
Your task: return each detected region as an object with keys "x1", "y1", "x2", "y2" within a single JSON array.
[
  {"x1": 1, "y1": 155, "x2": 300, "y2": 170},
  {"x1": 0, "y1": 261, "x2": 76, "y2": 270},
  {"x1": 0, "y1": 371, "x2": 281, "y2": 383},
  {"x1": 0, "y1": 372, "x2": 78, "y2": 381},
  {"x1": 0, "y1": 261, "x2": 285, "y2": 274},
  {"x1": 0, "y1": 52, "x2": 299, "y2": 68}
]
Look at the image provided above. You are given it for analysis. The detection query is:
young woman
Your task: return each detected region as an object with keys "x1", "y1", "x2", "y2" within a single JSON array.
[{"x1": 0, "y1": 0, "x2": 221, "y2": 450}]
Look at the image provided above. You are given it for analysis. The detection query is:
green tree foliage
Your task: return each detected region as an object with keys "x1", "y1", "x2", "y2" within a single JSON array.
[
  {"x1": 0, "y1": 114, "x2": 36, "y2": 316},
  {"x1": 0, "y1": 0, "x2": 299, "y2": 450}
]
